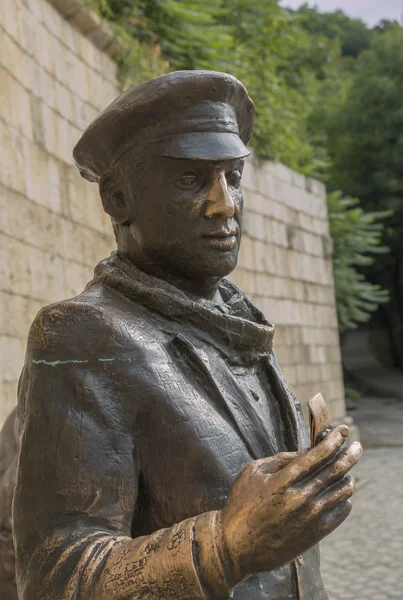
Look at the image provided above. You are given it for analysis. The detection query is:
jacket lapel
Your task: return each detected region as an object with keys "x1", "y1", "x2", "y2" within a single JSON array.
[{"x1": 171, "y1": 333, "x2": 278, "y2": 460}]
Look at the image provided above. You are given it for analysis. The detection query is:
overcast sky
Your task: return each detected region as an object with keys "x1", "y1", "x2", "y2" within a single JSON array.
[{"x1": 282, "y1": 0, "x2": 403, "y2": 26}]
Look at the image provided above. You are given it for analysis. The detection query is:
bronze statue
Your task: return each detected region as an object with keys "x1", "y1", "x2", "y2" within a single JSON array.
[{"x1": 11, "y1": 71, "x2": 362, "y2": 599}]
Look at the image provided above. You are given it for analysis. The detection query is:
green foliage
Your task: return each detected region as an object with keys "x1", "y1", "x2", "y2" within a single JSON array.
[
  {"x1": 327, "y1": 192, "x2": 390, "y2": 332},
  {"x1": 295, "y1": 5, "x2": 372, "y2": 58},
  {"x1": 82, "y1": 0, "x2": 170, "y2": 85},
  {"x1": 315, "y1": 25, "x2": 403, "y2": 364}
]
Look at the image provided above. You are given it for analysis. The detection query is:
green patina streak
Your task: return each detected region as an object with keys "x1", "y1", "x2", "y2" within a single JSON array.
[
  {"x1": 33, "y1": 357, "x2": 135, "y2": 367},
  {"x1": 32, "y1": 359, "x2": 89, "y2": 367}
]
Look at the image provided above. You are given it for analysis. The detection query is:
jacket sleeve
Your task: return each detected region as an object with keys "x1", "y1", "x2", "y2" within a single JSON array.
[{"x1": 13, "y1": 303, "x2": 228, "y2": 600}]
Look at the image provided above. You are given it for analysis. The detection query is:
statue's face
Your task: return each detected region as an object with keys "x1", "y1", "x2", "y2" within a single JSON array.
[{"x1": 119, "y1": 153, "x2": 245, "y2": 282}]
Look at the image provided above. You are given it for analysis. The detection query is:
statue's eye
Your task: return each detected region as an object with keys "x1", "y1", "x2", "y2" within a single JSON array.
[
  {"x1": 177, "y1": 174, "x2": 198, "y2": 188},
  {"x1": 227, "y1": 170, "x2": 242, "y2": 188}
]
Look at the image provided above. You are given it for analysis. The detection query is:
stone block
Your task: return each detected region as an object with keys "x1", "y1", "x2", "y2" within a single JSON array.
[
  {"x1": 99, "y1": 51, "x2": 118, "y2": 85},
  {"x1": 54, "y1": 81, "x2": 74, "y2": 124},
  {"x1": 238, "y1": 235, "x2": 255, "y2": 271},
  {"x1": 34, "y1": 21, "x2": 58, "y2": 76},
  {"x1": 39, "y1": 101, "x2": 57, "y2": 154},
  {"x1": 257, "y1": 168, "x2": 276, "y2": 200},
  {"x1": 0, "y1": 336, "x2": 25, "y2": 383},
  {"x1": 290, "y1": 169, "x2": 307, "y2": 191},
  {"x1": 241, "y1": 161, "x2": 258, "y2": 193},
  {"x1": 86, "y1": 25, "x2": 113, "y2": 57},
  {"x1": 64, "y1": 51, "x2": 88, "y2": 102},
  {"x1": 47, "y1": 0, "x2": 78, "y2": 18},
  {"x1": 0, "y1": 381, "x2": 19, "y2": 429},
  {"x1": 63, "y1": 259, "x2": 93, "y2": 299},
  {"x1": 54, "y1": 113, "x2": 70, "y2": 164},
  {"x1": 272, "y1": 245, "x2": 288, "y2": 278},
  {"x1": 0, "y1": 184, "x2": 61, "y2": 253},
  {"x1": 41, "y1": 0, "x2": 65, "y2": 41},
  {"x1": 328, "y1": 397, "x2": 346, "y2": 422},
  {"x1": 266, "y1": 162, "x2": 294, "y2": 185},
  {"x1": 282, "y1": 364, "x2": 298, "y2": 388},
  {"x1": 26, "y1": 0, "x2": 45, "y2": 22},
  {"x1": 230, "y1": 268, "x2": 256, "y2": 297},
  {"x1": 309, "y1": 345, "x2": 327, "y2": 365},
  {"x1": 0, "y1": 67, "x2": 33, "y2": 140},
  {"x1": 3, "y1": 235, "x2": 64, "y2": 301},
  {"x1": 274, "y1": 345, "x2": 291, "y2": 366},
  {"x1": 29, "y1": 248, "x2": 66, "y2": 303},
  {"x1": 39, "y1": 66, "x2": 57, "y2": 110},
  {"x1": 83, "y1": 101, "x2": 98, "y2": 128},
  {"x1": 68, "y1": 7, "x2": 101, "y2": 36},
  {"x1": 66, "y1": 166, "x2": 111, "y2": 235},
  {"x1": 23, "y1": 137, "x2": 65, "y2": 213},
  {"x1": 78, "y1": 28, "x2": 101, "y2": 70},
  {"x1": 243, "y1": 209, "x2": 266, "y2": 241},
  {"x1": 0, "y1": 0, "x2": 25, "y2": 48},
  {"x1": 71, "y1": 95, "x2": 87, "y2": 131},
  {"x1": 0, "y1": 291, "x2": 42, "y2": 340},
  {"x1": 311, "y1": 216, "x2": 329, "y2": 237},
  {"x1": 85, "y1": 67, "x2": 107, "y2": 110},
  {"x1": 286, "y1": 225, "x2": 304, "y2": 253},
  {"x1": 272, "y1": 221, "x2": 288, "y2": 248},
  {"x1": 306, "y1": 177, "x2": 326, "y2": 199},
  {"x1": 1, "y1": 25, "x2": 32, "y2": 91},
  {"x1": 0, "y1": 121, "x2": 26, "y2": 197},
  {"x1": 253, "y1": 239, "x2": 267, "y2": 274}
]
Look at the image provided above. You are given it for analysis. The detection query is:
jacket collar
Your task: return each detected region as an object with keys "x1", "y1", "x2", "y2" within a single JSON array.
[{"x1": 93, "y1": 251, "x2": 275, "y2": 366}]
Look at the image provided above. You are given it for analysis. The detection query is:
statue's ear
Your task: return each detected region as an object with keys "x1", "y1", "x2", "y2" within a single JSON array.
[{"x1": 99, "y1": 172, "x2": 131, "y2": 226}]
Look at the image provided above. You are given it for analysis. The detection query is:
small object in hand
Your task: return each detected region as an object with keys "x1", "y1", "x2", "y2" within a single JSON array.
[{"x1": 308, "y1": 393, "x2": 334, "y2": 448}]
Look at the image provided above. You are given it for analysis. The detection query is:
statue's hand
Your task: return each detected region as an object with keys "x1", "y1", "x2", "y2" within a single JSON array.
[{"x1": 220, "y1": 425, "x2": 362, "y2": 586}]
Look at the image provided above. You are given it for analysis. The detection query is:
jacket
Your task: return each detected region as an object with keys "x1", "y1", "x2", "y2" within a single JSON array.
[{"x1": 14, "y1": 251, "x2": 328, "y2": 600}]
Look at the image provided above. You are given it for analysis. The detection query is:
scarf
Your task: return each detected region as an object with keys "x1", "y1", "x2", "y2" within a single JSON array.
[{"x1": 92, "y1": 251, "x2": 275, "y2": 366}]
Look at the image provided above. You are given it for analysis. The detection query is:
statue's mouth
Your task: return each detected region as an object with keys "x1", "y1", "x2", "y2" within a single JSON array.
[
  {"x1": 203, "y1": 228, "x2": 238, "y2": 239},
  {"x1": 202, "y1": 229, "x2": 238, "y2": 251}
]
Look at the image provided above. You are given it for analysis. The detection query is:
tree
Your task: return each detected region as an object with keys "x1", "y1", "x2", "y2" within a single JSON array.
[
  {"x1": 295, "y1": 4, "x2": 372, "y2": 58},
  {"x1": 323, "y1": 26, "x2": 403, "y2": 366}
]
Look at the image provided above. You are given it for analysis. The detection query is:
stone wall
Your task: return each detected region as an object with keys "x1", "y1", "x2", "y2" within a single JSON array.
[
  {"x1": 0, "y1": 0, "x2": 118, "y2": 423},
  {"x1": 0, "y1": 0, "x2": 346, "y2": 427}
]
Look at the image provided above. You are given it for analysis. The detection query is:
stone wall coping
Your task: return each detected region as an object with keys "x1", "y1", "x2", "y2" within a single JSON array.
[{"x1": 47, "y1": 0, "x2": 124, "y2": 59}]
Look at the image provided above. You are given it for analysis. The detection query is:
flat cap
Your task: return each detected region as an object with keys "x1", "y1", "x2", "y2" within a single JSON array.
[{"x1": 73, "y1": 70, "x2": 255, "y2": 183}]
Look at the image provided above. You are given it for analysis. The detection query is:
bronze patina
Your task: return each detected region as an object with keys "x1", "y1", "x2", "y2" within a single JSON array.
[{"x1": 9, "y1": 71, "x2": 362, "y2": 599}]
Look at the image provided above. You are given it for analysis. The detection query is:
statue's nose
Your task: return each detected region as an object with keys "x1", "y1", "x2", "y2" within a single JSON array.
[{"x1": 204, "y1": 172, "x2": 235, "y2": 219}]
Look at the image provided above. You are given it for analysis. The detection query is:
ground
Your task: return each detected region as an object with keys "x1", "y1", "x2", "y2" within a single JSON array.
[{"x1": 320, "y1": 397, "x2": 403, "y2": 599}]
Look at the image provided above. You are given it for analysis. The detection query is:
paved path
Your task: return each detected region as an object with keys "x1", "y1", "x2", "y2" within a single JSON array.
[{"x1": 319, "y1": 397, "x2": 403, "y2": 599}]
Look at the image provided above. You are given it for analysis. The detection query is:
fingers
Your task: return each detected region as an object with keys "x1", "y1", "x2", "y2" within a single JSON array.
[
  {"x1": 299, "y1": 441, "x2": 362, "y2": 498},
  {"x1": 256, "y1": 451, "x2": 308, "y2": 476},
  {"x1": 275, "y1": 425, "x2": 350, "y2": 489},
  {"x1": 311, "y1": 476, "x2": 356, "y2": 519},
  {"x1": 315, "y1": 500, "x2": 353, "y2": 540}
]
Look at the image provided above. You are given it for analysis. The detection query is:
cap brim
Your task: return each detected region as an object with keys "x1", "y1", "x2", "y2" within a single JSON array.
[{"x1": 149, "y1": 132, "x2": 250, "y2": 161}]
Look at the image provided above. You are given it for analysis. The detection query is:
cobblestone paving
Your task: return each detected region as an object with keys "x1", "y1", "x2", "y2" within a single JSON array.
[{"x1": 320, "y1": 397, "x2": 403, "y2": 599}]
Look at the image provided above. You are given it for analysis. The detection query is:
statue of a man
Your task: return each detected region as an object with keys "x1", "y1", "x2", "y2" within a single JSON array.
[{"x1": 13, "y1": 71, "x2": 362, "y2": 600}]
